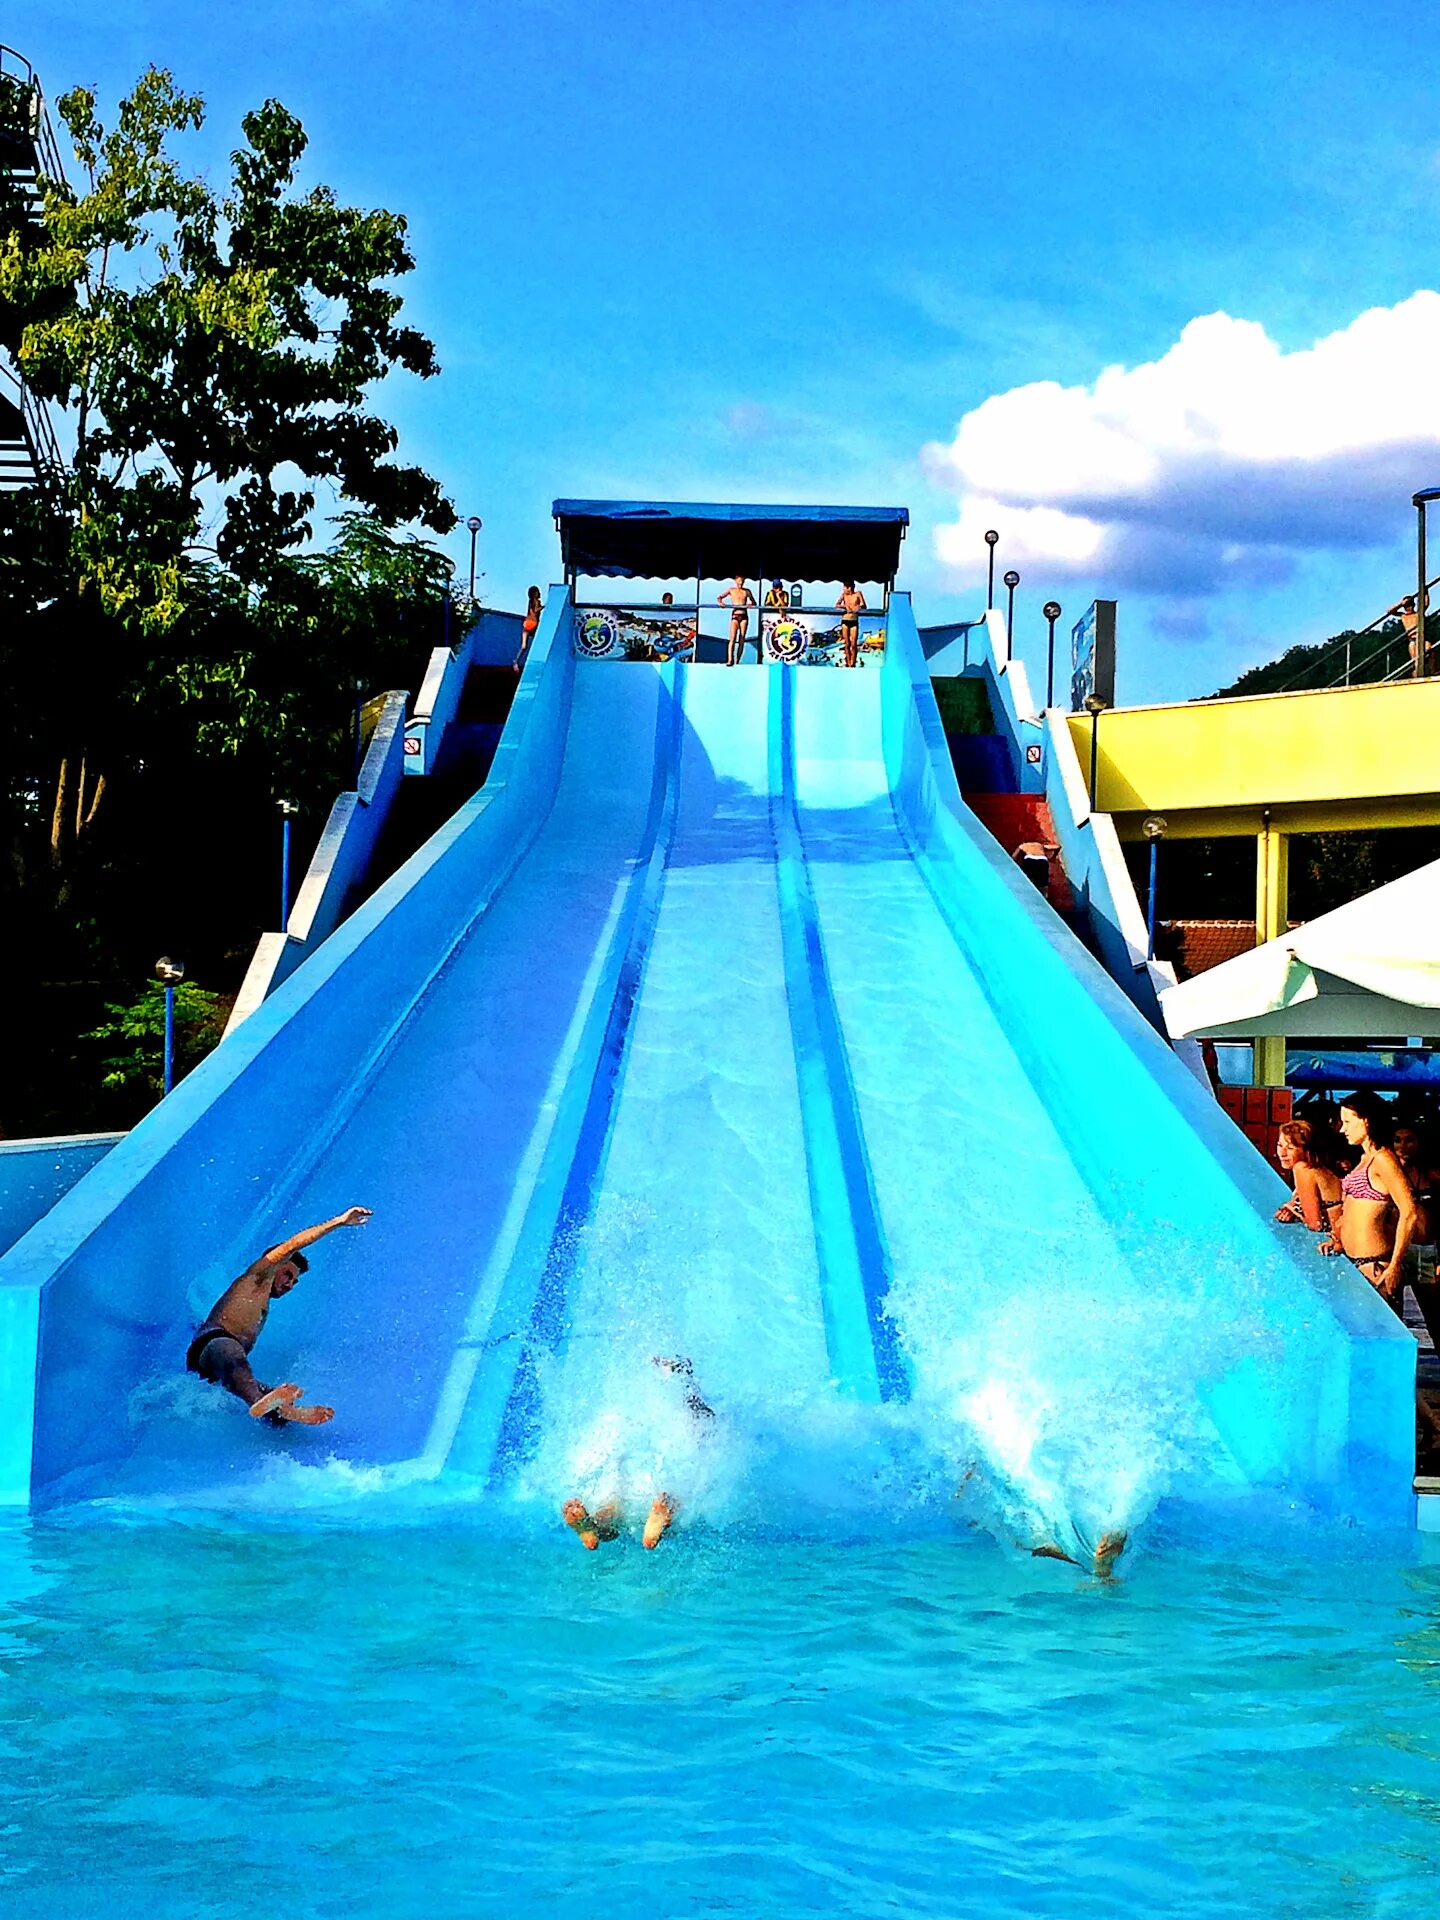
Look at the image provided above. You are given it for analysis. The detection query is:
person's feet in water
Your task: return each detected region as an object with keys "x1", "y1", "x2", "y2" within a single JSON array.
[
  {"x1": 1092, "y1": 1531, "x2": 1127, "y2": 1578},
  {"x1": 562, "y1": 1499, "x2": 621, "y2": 1550},
  {"x1": 1031, "y1": 1531, "x2": 1128, "y2": 1578},
  {"x1": 642, "y1": 1493, "x2": 676, "y2": 1550},
  {"x1": 249, "y1": 1383, "x2": 334, "y2": 1425}
]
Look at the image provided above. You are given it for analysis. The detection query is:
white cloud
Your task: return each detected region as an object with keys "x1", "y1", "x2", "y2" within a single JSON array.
[{"x1": 923, "y1": 293, "x2": 1440, "y2": 595}]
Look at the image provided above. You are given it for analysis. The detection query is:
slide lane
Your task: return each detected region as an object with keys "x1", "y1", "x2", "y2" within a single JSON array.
[
  {"x1": 506, "y1": 667, "x2": 849, "y2": 1511},
  {"x1": 99, "y1": 664, "x2": 678, "y2": 1501}
]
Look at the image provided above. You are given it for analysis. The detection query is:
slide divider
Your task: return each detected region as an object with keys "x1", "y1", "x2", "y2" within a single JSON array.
[{"x1": 768, "y1": 669, "x2": 908, "y2": 1402}]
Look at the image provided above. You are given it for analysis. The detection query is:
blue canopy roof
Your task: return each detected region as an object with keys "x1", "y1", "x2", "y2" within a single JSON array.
[{"x1": 553, "y1": 500, "x2": 909, "y2": 584}]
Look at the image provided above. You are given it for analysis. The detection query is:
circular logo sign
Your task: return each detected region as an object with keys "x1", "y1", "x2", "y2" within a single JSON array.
[
  {"x1": 577, "y1": 611, "x2": 622, "y2": 658},
  {"x1": 768, "y1": 617, "x2": 810, "y2": 664}
]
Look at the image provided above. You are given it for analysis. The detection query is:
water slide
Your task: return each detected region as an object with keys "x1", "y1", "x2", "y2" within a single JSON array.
[{"x1": 0, "y1": 592, "x2": 1414, "y2": 1530}]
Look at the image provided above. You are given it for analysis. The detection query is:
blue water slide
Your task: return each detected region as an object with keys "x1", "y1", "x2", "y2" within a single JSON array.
[{"x1": 0, "y1": 589, "x2": 1414, "y2": 1530}]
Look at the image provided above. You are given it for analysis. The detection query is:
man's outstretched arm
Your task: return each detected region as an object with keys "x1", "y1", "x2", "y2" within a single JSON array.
[{"x1": 262, "y1": 1207, "x2": 372, "y2": 1264}]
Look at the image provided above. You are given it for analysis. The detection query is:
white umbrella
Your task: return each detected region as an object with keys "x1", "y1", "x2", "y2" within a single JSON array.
[{"x1": 1159, "y1": 858, "x2": 1440, "y2": 1040}]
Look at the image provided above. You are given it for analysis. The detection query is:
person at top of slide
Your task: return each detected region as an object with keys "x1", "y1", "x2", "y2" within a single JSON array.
[
  {"x1": 562, "y1": 1355, "x2": 714, "y2": 1551},
  {"x1": 720, "y1": 577, "x2": 757, "y2": 667},
  {"x1": 836, "y1": 581, "x2": 867, "y2": 669},
  {"x1": 185, "y1": 1207, "x2": 373, "y2": 1426},
  {"x1": 515, "y1": 586, "x2": 543, "y2": 670}
]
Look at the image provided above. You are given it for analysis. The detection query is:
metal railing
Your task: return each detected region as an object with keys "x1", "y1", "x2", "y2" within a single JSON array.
[
  {"x1": 0, "y1": 44, "x2": 67, "y2": 190},
  {"x1": 1268, "y1": 576, "x2": 1440, "y2": 694},
  {"x1": 572, "y1": 600, "x2": 889, "y2": 664},
  {"x1": 0, "y1": 357, "x2": 64, "y2": 486}
]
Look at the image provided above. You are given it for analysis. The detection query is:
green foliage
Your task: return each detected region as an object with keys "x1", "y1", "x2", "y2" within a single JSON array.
[
  {"x1": 1209, "y1": 618, "x2": 1431, "y2": 699},
  {"x1": 1, "y1": 67, "x2": 453, "y2": 632},
  {"x1": 0, "y1": 65, "x2": 463, "y2": 1131},
  {"x1": 83, "y1": 979, "x2": 230, "y2": 1096}
]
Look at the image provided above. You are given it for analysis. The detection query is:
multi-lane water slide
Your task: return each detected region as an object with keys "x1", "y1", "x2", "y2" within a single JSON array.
[{"x1": 0, "y1": 581, "x2": 1415, "y2": 1531}]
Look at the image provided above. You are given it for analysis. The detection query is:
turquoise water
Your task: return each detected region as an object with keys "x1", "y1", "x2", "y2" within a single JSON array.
[{"x1": 2, "y1": 1515, "x2": 1438, "y2": 1918}]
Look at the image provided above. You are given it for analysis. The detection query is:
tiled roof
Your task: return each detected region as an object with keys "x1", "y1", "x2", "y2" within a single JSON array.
[{"x1": 1161, "y1": 919, "x2": 1267, "y2": 980}]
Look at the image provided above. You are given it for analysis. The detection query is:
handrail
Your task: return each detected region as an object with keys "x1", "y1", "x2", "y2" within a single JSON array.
[
  {"x1": 0, "y1": 44, "x2": 67, "y2": 189},
  {"x1": 0, "y1": 358, "x2": 64, "y2": 485},
  {"x1": 1269, "y1": 574, "x2": 1440, "y2": 693}
]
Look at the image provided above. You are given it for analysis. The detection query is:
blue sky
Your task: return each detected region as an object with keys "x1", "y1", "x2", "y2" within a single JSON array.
[{"x1": 8, "y1": 0, "x2": 1440, "y2": 700}]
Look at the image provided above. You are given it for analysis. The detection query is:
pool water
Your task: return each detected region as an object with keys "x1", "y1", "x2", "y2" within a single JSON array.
[{"x1": 2, "y1": 1514, "x2": 1439, "y2": 1918}]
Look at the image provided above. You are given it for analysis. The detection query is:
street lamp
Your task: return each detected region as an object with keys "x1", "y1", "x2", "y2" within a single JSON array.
[
  {"x1": 466, "y1": 515, "x2": 483, "y2": 599},
  {"x1": 278, "y1": 798, "x2": 299, "y2": 928},
  {"x1": 1043, "y1": 601, "x2": 1062, "y2": 710},
  {"x1": 1414, "y1": 488, "x2": 1440, "y2": 679},
  {"x1": 1002, "y1": 570, "x2": 1020, "y2": 663},
  {"x1": 1142, "y1": 814, "x2": 1167, "y2": 960},
  {"x1": 155, "y1": 955, "x2": 185, "y2": 1096},
  {"x1": 1084, "y1": 692, "x2": 1108, "y2": 810},
  {"x1": 984, "y1": 529, "x2": 999, "y2": 609}
]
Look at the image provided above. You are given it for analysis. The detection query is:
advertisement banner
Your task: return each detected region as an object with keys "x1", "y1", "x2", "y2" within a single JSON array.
[{"x1": 1070, "y1": 600, "x2": 1116, "y2": 709}]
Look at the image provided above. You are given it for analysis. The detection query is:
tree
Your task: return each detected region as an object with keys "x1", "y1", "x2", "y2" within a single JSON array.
[{"x1": 0, "y1": 67, "x2": 455, "y2": 866}]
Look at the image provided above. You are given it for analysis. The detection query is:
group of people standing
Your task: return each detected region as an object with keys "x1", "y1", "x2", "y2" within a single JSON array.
[
  {"x1": 1272, "y1": 1094, "x2": 1440, "y2": 1450},
  {"x1": 719, "y1": 576, "x2": 870, "y2": 669}
]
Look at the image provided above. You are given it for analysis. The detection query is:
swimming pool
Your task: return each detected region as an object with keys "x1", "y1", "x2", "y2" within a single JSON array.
[{"x1": 2, "y1": 1514, "x2": 1436, "y2": 1918}]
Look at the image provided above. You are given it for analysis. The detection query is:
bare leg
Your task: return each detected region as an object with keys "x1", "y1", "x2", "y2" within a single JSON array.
[
  {"x1": 642, "y1": 1493, "x2": 676, "y2": 1549},
  {"x1": 1092, "y1": 1531, "x2": 1127, "y2": 1579},
  {"x1": 249, "y1": 1383, "x2": 333, "y2": 1425}
]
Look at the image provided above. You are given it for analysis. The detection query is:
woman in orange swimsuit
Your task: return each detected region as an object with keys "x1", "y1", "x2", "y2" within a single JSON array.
[{"x1": 516, "y1": 586, "x2": 543, "y2": 670}]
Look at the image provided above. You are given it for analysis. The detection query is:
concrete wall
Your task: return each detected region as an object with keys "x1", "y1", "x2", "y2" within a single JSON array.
[
  {"x1": 0, "y1": 1134, "x2": 125, "y2": 1261},
  {"x1": 1069, "y1": 677, "x2": 1440, "y2": 833}
]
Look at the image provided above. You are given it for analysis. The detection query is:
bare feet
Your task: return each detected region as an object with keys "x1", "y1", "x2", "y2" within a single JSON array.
[
  {"x1": 562, "y1": 1498, "x2": 622, "y2": 1550},
  {"x1": 249, "y1": 1383, "x2": 301, "y2": 1421},
  {"x1": 642, "y1": 1493, "x2": 676, "y2": 1550},
  {"x1": 278, "y1": 1401, "x2": 334, "y2": 1425},
  {"x1": 1093, "y1": 1532, "x2": 1127, "y2": 1578}
]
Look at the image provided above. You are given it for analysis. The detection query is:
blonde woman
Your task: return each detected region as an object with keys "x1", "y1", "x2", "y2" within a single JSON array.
[{"x1": 1272, "y1": 1119, "x2": 1344, "y2": 1231}]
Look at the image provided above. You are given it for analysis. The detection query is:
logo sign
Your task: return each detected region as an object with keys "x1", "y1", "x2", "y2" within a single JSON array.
[
  {"x1": 577, "y1": 611, "x2": 622, "y2": 658},
  {"x1": 403, "y1": 734, "x2": 422, "y2": 756},
  {"x1": 1070, "y1": 600, "x2": 1116, "y2": 711},
  {"x1": 1025, "y1": 743, "x2": 1042, "y2": 764},
  {"x1": 766, "y1": 617, "x2": 811, "y2": 664}
]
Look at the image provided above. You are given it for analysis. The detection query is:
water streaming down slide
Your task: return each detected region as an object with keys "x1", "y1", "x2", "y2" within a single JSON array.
[{"x1": 0, "y1": 590, "x2": 1414, "y2": 1529}]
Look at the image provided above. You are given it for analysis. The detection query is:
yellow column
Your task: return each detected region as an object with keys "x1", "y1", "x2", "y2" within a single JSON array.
[{"x1": 1253, "y1": 821, "x2": 1289, "y2": 1087}]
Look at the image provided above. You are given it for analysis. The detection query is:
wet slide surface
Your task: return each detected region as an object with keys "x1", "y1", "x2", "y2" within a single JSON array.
[{"x1": 32, "y1": 635, "x2": 1410, "y2": 1531}]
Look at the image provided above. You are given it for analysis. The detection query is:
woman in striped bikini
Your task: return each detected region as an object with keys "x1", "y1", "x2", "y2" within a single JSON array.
[{"x1": 1318, "y1": 1092, "x2": 1419, "y2": 1308}]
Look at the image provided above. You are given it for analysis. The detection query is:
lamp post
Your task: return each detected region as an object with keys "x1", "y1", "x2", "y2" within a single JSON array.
[
  {"x1": 1142, "y1": 815, "x2": 1167, "y2": 960},
  {"x1": 984, "y1": 529, "x2": 999, "y2": 609},
  {"x1": 1084, "y1": 693, "x2": 1108, "y2": 810},
  {"x1": 1002, "y1": 570, "x2": 1020, "y2": 663},
  {"x1": 278, "y1": 798, "x2": 299, "y2": 928},
  {"x1": 1415, "y1": 488, "x2": 1440, "y2": 679},
  {"x1": 1043, "y1": 601, "x2": 1062, "y2": 710},
  {"x1": 155, "y1": 955, "x2": 185, "y2": 1096},
  {"x1": 466, "y1": 515, "x2": 483, "y2": 599}
]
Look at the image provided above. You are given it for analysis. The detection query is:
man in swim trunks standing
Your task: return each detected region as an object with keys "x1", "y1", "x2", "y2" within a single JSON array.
[
  {"x1": 185, "y1": 1206, "x2": 373, "y2": 1425},
  {"x1": 721, "y1": 576, "x2": 757, "y2": 667},
  {"x1": 836, "y1": 581, "x2": 867, "y2": 669}
]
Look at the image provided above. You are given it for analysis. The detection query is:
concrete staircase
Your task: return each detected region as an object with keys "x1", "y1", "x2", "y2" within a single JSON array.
[{"x1": 962, "y1": 791, "x2": 1077, "y2": 920}]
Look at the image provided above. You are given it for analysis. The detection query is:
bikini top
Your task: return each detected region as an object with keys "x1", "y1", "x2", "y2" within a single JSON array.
[{"x1": 1341, "y1": 1158, "x2": 1388, "y2": 1204}]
